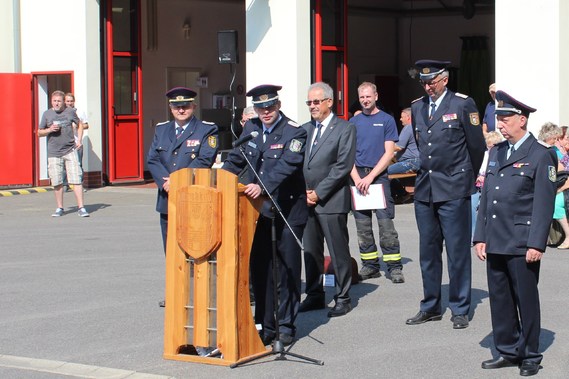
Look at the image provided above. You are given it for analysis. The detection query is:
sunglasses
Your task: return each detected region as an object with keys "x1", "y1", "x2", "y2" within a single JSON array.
[
  {"x1": 419, "y1": 77, "x2": 446, "y2": 88},
  {"x1": 305, "y1": 98, "x2": 330, "y2": 106}
]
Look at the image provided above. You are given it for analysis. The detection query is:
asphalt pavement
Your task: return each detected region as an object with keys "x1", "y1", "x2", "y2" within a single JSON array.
[{"x1": 1, "y1": 186, "x2": 568, "y2": 378}]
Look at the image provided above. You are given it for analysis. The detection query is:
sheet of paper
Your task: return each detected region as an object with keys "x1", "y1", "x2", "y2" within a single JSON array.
[
  {"x1": 323, "y1": 274, "x2": 335, "y2": 287},
  {"x1": 350, "y1": 184, "x2": 386, "y2": 210}
]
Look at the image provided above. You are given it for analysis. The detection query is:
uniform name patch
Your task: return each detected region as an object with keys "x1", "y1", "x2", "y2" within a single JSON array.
[
  {"x1": 469, "y1": 112, "x2": 480, "y2": 126},
  {"x1": 187, "y1": 140, "x2": 200, "y2": 147},
  {"x1": 549, "y1": 166, "x2": 557, "y2": 182},
  {"x1": 373, "y1": 123, "x2": 384, "y2": 127},
  {"x1": 270, "y1": 144, "x2": 284, "y2": 150},
  {"x1": 289, "y1": 139, "x2": 303, "y2": 152},
  {"x1": 208, "y1": 136, "x2": 217, "y2": 148},
  {"x1": 442, "y1": 113, "x2": 458, "y2": 122}
]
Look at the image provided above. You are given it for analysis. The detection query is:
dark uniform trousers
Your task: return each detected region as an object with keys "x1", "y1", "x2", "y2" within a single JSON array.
[
  {"x1": 487, "y1": 255, "x2": 542, "y2": 363},
  {"x1": 352, "y1": 167, "x2": 402, "y2": 272},
  {"x1": 251, "y1": 217, "x2": 304, "y2": 337},
  {"x1": 415, "y1": 197, "x2": 472, "y2": 316}
]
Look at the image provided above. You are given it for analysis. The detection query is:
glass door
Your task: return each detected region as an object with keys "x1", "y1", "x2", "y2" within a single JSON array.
[{"x1": 105, "y1": 0, "x2": 143, "y2": 183}]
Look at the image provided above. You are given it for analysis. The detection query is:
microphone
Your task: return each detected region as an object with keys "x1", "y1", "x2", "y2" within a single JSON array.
[{"x1": 232, "y1": 131, "x2": 259, "y2": 148}]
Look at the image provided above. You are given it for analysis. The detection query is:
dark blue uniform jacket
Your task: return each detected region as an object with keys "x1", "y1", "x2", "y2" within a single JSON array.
[
  {"x1": 223, "y1": 113, "x2": 308, "y2": 227},
  {"x1": 474, "y1": 135, "x2": 557, "y2": 254},
  {"x1": 147, "y1": 117, "x2": 218, "y2": 214},
  {"x1": 412, "y1": 90, "x2": 486, "y2": 202}
]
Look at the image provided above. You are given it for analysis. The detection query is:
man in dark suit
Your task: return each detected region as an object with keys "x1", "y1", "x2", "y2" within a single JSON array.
[
  {"x1": 474, "y1": 91, "x2": 557, "y2": 377},
  {"x1": 300, "y1": 81, "x2": 357, "y2": 318},
  {"x1": 223, "y1": 84, "x2": 307, "y2": 347},
  {"x1": 147, "y1": 87, "x2": 218, "y2": 306},
  {"x1": 406, "y1": 60, "x2": 485, "y2": 329}
]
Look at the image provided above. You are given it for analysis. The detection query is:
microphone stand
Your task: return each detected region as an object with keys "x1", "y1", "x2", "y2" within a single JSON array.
[{"x1": 229, "y1": 143, "x2": 323, "y2": 368}]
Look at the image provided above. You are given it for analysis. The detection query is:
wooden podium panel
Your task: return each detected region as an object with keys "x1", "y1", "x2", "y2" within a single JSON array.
[{"x1": 163, "y1": 168, "x2": 267, "y2": 366}]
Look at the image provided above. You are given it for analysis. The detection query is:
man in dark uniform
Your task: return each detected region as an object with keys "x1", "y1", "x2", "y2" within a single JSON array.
[
  {"x1": 406, "y1": 60, "x2": 485, "y2": 329},
  {"x1": 147, "y1": 87, "x2": 219, "y2": 306},
  {"x1": 222, "y1": 84, "x2": 307, "y2": 347},
  {"x1": 474, "y1": 91, "x2": 557, "y2": 377}
]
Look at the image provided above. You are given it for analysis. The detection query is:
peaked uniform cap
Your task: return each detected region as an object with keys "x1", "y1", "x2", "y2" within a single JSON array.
[
  {"x1": 166, "y1": 87, "x2": 197, "y2": 106},
  {"x1": 495, "y1": 90, "x2": 536, "y2": 117},
  {"x1": 415, "y1": 60, "x2": 451, "y2": 81},
  {"x1": 246, "y1": 84, "x2": 282, "y2": 108}
]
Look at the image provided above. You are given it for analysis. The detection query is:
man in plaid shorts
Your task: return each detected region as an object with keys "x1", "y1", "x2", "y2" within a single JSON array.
[{"x1": 38, "y1": 90, "x2": 89, "y2": 217}]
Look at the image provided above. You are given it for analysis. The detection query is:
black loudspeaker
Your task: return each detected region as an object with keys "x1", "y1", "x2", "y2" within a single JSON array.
[{"x1": 218, "y1": 30, "x2": 238, "y2": 64}]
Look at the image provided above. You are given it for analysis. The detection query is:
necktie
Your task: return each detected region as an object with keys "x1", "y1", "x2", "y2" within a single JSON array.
[
  {"x1": 507, "y1": 145, "x2": 515, "y2": 159},
  {"x1": 263, "y1": 129, "x2": 269, "y2": 143},
  {"x1": 429, "y1": 103, "x2": 436, "y2": 120},
  {"x1": 176, "y1": 126, "x2": 183, "y2": 138},
  {"x1": 310, "y1": 122, "x2": 322, "y2": 156}
]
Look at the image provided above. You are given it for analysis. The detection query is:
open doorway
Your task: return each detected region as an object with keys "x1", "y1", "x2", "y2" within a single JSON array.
[{"x1": 33, "y1": 72, "x2": 73, "y2": 186}]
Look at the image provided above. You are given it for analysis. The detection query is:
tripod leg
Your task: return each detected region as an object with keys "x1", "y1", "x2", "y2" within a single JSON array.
[
  {"x1": 280, "y1": 350, "x2": 324, "y2": 365},
  {"x1": 229, "y1": 349, "x2": 273, "y2": 368}
]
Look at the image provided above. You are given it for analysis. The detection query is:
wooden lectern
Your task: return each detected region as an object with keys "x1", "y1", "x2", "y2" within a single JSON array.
[{"x1": 163, "y1": 168, "x2": 268, "y2": 366}]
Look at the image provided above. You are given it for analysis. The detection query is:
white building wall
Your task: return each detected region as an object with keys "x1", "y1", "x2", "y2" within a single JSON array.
[
  {"x1": 0, "y1": 1, "x2": 18, "y2": 72},
  {"x1": 496, "y1": 0, "x2": 562, "y2": 133},
  {"x1": 19, "y1": 0, "x2": 103, "y2": 173},
  {"x1": 245, "y1": 0, "x2": 311, "y2": 124}
]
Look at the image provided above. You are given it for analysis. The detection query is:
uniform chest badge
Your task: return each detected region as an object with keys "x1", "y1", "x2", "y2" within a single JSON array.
[
  {"x1": 187, "y1": 139, "x2": 200, "y2": 147},
  {"x1": 208, "y1": 135, "x2": 217, "y2": 148},
  {"x1": 469, "y1": 112, "x2": 480, "y2": 126},
  {"x1": 488, "y1": 161, "x2": 496, "y2": 167},
  {"x1": 248, "y1": 141, "x2": 257, "y2": 148},
  {"x1": 548, "y1": 166, "x2": 557, "y2": 182},
  {"x1": 270, "y1": 144, "x2": 284, "y2": 150},
  {"x1": 442, "y1": 113, "x2": 458, "y2": 122},
  {"x1": 289, "y1": 139, "x2": 303, "y2": 152},
  {"x1": 513, "y1": 163, "x2": 529, "y2": 168}
]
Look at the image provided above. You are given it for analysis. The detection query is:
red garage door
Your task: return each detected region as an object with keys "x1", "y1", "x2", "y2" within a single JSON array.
[{"x1": 0, "y1": 73, "x2": 33, "y2": 187}]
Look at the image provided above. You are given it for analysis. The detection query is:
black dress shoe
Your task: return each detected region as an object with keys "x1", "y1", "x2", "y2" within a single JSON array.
[
  {"x1": 158, "y1": 300, "x2": 165, "y2": 308},
  {"x1": 481, "y1": 356, "x2": 518, "y2": 369},
  {"x1": 405, "y1": 311, "x2": 442, "y2": 325},
  {"x1": 451, "y1": 314, "x2": 469, "y2": 329},
  {"x1": 299, "y1": 298, "x2": 325, "y2": 312},
  {"x1": 520, "y1": 360, "x2": 540, "y2": 376},
  {"x1": 259, "y1": 332, "x2": 274, "y2": 346},
  {"x1": 327, "y1": 302, "x2": 352, "y2": 317}
]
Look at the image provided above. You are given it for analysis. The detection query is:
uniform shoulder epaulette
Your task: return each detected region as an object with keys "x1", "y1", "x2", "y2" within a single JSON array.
[
  {"x1": 202, "y1": 120, "x2": 215, "y2": 125},
  {"x1": 411, "y1": 97, "x2": 422, "y2": 104},
  {"x1": 455, "y1": 92, "x2": 469, "y2": 99},
  {"x1": 288, "y1": 120, "x2": 299, "y2": 128},
  {"x1": 156, "y1": 120, "x2": 169, "y2": 126}
]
